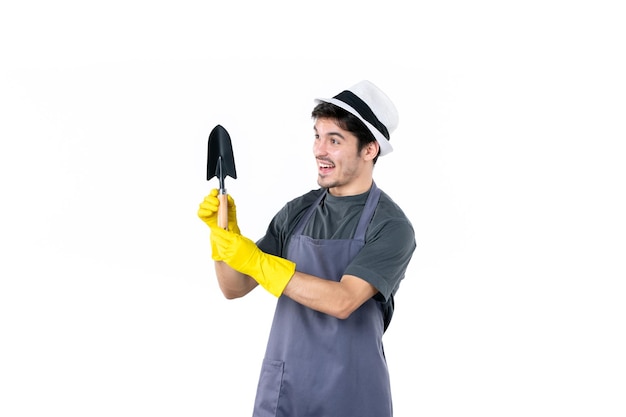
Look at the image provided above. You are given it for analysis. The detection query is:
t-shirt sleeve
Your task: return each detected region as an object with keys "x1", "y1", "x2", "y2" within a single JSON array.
[
  {"x1": 343, "y1": 218, "x2": 416, "y2": 301},
  {"x1": 256, "y1": 208, "x2": 287, "y2": 257}
]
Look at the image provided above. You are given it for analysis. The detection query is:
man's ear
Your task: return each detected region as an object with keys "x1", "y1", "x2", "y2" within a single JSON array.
[{"x1": 363, "y1": 141, "x2": 380, "y2": 161}]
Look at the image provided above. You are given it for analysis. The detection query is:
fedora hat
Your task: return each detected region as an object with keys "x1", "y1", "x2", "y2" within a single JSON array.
[{"x1": 315, "y1": 80, "x2": 399, "y2": 156}]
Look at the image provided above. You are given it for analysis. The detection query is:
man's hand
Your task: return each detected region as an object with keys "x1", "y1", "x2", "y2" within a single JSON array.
[
  {"x1": 198, "y1": 189, "x2": 241, "y2": 260},
  {"x1": 211, "y1": 227, "x2": 295, "y2": 297},
  {"x1": 198, "y1": 188, "x2": 241, "y2": 232}
]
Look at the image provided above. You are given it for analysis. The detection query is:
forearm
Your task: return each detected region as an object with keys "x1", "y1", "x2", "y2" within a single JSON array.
[
  {"x1": 214, "y1": 260, "x2": 258, "y2": 299},
  {"x1": 282, "y1": 272, "x2": 377, "y2": 320}
]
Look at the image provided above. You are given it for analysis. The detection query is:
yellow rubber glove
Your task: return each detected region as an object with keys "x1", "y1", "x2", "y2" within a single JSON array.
[
  {"x1": 198, "y1": 189, "x2": 240, "y2": 260},
  {"x1": 211, "y1": 227, "x2": 296, "y2": 297}
]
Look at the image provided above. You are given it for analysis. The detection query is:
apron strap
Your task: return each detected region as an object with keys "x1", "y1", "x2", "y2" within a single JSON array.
[
  {"x1": 354, "y1": 183, "x2": 393, "y2": 331},
  {"x1": 353, "y1": 181, "x2": 381, "y2": 241}
]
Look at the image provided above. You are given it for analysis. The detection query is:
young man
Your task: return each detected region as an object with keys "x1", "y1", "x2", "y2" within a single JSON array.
[{"x1": 198, "y1": 80, "x2": 416, "y2": 417}]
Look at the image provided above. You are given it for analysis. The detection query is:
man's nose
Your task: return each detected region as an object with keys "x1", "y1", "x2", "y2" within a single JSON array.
[{"x1": 314, "y1": 139, "x2": 327, "y2": 155}]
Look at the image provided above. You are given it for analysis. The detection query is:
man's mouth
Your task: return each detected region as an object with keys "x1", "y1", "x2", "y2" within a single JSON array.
[{"x1": 317, "y1": 159, "x2": 335, "y2": 174}]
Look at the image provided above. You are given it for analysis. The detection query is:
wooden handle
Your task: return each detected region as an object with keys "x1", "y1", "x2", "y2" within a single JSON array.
[{"x1": 217, "y1": 193, "x2": 228, "y2": 229}]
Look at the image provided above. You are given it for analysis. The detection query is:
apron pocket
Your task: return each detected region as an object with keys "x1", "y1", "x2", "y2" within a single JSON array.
[{"x1": 252, "y1": 359, "x2": 284, "y2": 417}]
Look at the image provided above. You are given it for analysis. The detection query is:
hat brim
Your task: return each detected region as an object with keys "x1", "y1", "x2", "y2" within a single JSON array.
[{"x1": 314, "y1": 97, "x2": 393, "y2": 156}]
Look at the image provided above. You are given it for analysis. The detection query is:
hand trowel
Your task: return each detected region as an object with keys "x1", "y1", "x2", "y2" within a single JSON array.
[{"x1": 207, "y1": 124, "x2": 237, "y2": 229}]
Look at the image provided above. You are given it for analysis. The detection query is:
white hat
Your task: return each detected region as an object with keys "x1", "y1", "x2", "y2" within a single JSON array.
[{"x1": 315, "y1": 80, "x2": 399, "y2": 156}]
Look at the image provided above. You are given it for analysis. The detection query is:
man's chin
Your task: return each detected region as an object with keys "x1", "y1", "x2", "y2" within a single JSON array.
[{"x1": 317, "y1": 177, "x2": 335, "y2": 189}]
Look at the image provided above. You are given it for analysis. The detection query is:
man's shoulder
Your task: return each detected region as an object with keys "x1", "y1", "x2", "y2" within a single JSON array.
[{"x1": 376, "y1": 189, "x2": 412, "y2": 221}]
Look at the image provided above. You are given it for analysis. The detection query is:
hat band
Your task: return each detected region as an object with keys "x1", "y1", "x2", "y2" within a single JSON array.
[{"x1": 334, "y1": 90, "x2": 390, "y2": 140}]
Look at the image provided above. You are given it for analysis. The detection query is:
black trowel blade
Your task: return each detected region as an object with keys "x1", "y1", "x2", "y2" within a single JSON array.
[{"x1": 207, "y1": 124, "x2": 237, "y2": 182}]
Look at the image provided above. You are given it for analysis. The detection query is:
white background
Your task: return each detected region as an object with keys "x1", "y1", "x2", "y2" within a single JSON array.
[{"x1": 1, "y1": 1, "x2": 624, "y2": 416}]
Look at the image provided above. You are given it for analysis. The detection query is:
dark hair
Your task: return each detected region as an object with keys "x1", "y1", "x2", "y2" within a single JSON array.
[{"x1": 312, "y1": 102, "x2": 380, "y2": 164}]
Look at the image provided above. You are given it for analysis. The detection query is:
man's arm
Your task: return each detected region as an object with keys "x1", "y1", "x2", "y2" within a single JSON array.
[
  {"x1": 216, "y1": 260, "x2": 377, "y2": 319},
  {"x1": 214, "y1": 260, "x2": 258, "y2": 299},
  {"x1": 283, "y1": 272, "x2": 378, "y2": 319}
]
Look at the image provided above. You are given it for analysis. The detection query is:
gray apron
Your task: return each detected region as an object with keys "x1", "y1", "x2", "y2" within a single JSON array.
[{"x1": 252, "y1": 182, "x2": 392, "y2": 417}]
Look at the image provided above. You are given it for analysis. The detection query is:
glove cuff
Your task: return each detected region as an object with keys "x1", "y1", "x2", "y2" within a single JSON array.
[{"x1": 259, "y1": 254, "x2": 296, "y2": 297}]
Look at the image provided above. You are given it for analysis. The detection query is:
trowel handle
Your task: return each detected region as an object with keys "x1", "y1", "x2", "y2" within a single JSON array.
[{"x1": 217, "y1": 192, "x2": 228, "y2": 230}]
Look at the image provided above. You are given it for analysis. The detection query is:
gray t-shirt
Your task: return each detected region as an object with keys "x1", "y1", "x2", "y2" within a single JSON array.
[{"x1": 257, "y1": 186, "x2": 416, "y2": 302}]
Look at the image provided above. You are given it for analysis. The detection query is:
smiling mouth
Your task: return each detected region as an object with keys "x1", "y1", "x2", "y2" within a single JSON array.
[{"x1": 317, "y1": 160, "x2": 335, "y2": 175}]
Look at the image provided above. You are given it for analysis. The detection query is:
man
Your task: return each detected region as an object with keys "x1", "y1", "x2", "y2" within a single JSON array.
[{"x1": 198, "y1": 80, "x2": 416, "y2": 417}]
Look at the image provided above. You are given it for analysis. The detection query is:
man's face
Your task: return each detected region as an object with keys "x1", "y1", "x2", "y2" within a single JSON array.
[{"x1": 313, "y1": 118, "x2": 375, "y2": 196}]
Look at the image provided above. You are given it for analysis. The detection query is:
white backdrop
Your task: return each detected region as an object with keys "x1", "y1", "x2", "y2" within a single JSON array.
[{"x1": 1, "y1": 1, "x2": 625, "y2": 416}]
